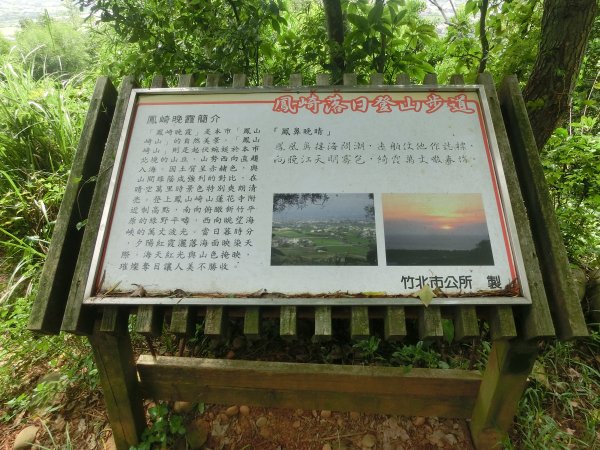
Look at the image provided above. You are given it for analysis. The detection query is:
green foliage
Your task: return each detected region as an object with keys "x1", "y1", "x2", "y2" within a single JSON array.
[
  {"x1": 0, "y1": 58, "x2": 89, "y2": 174},
  {"x1": 77, "y1": 0, "x2": 288, "y2": 84},
  {"x1": 14, "y1": 12, "x2": 92, "y2": 79},
  {"x1": 509, "y1": 332, "x2": 600, "y2": 449},
  {"x1": 131, "y1": 403, "x2": 186, "y2": 450},
  {"x1": 541, "y1": 122, "x2": 600, "y2": 268},
  {"x1": 0, "y1": 294, "x2": 98, "y2": 423},
  {"x1": 342, "y1": 0, "x2": 437, "y2": 82},
  {"x1": 391, "y1": 340, "x2": 450, "y2": 369}
]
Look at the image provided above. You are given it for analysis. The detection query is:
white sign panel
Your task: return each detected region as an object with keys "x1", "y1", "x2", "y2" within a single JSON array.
[{"x1": 86, "y1": 88, "x2": 529, "y2": 305}]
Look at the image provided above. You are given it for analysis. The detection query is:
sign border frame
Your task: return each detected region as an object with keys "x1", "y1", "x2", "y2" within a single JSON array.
[{"x1": 83, "y1": 85, "x2": 531, "y2": 306}]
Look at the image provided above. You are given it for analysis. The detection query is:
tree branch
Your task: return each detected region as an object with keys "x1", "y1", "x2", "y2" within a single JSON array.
[{"x1": 477, "y1": 0, "x2": 489, "y2": 74}]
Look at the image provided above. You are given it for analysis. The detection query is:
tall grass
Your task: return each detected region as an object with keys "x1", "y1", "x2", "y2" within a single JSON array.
[{"x1": 0, "y1": 52, "x2": 91, "y2": 301}]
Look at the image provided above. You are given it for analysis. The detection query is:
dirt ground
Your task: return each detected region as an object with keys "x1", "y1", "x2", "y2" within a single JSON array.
[{"x1": 2, "y1": 399, "x2": 475, "y2": 450}]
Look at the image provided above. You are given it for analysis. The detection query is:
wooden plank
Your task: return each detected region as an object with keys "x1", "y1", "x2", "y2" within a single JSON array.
[
  {"x1": 343, "y1": 73, "x2": 357, "y2": 86},
  {"x1": 454, "y1": 306, "x2": 479, "y2": 341},
  {"x1": 488, "y1": 305, "x2": 518, "y2": 341},
  {"x1": 136, "y1": 67, "x2": 164, "y2": 337},
  {"x1": 279, "y1": 67, "x2": 298, "y2": 342},
  {"x1": 449, "y1": 74, "x2": 465, "y2": 85},
  {"x1": 29, "y1": 77, "x2": 117, "y2": 334},
  {"x1": 384, "y1": 306, "x2": 407, "y2": 341},
  {"x1": 498, "y1": 76, "x2": 587, "y2": 340},
  {"x1": 204, "y1": 306, "x2": 225, "y2": 337},
  {"x1": 169, "y1": 305, "x2": 194, "y2": 336},
  {"x1": 445, "y1": 74, "x2": 482, "y2": 342},
  {"x1": 280, "y1": 305, "x2": 297, "y2": 340},
  {"x1": 477, "y1": 73, "x2": 555, "y2": 340},
  {"x1": 166, "y1": 73, "x2": 201, "y2": 338},
  {"x1": 395, "y1": 73, "x2": 411, "y2": 85},
  {"x1": 135, "y1": 305, "x2": 163, "y2": 337},
  {"x1": 61, "y1": 76, "x2": 137, "y2": 334},
  {"x1": 316, "y1": 73, "x2": 330, "y2": 86},
  {"x1": 233, "y1": 73, "x2": 247, "y2": 88},
  {"x1": 137, "y1": 355, "x2": 482, "y2": 418},
  {"x1": 370, "y1": 73, "x2": 384, "y2": 85},
  {"x1": 262, "y1": 74, "x2": 274, "y2": 87},
  {"x1": 206, "y1": 73, "x2": 221, "y2": 87},
  {"x1": 351, "y1": 306, "x2": 370, "y2": 340},
  {"x1": 418, "y1": 306, "x2": 444, "y2": 340},
  {"x1": 243, "y1": 306, "x2": 260, "y2": 339},
  {"x1": 100, "y1": 306, "x2": 122, "y2": 334},
  {"x1": 289, "y1": 73, "x2": 302, "y2": 87},
  {"x1": 89, "y1": 319, "x2": 145, "y2": 450},
  {"x1": 470, "y1": 339, "x2": 538, "y2": 449},
  {"x1": 150, "y1": 75, "x2": 167, "y2": 88},
  {"x1": 314, "y1": 306, "x2": 332, "y2": 342},
  {"x1": 423, "y1": 73, "x2": 438, "y2": 85}
]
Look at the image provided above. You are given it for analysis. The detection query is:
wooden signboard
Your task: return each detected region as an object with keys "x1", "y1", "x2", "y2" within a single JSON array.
[{"x1": 83, "y1": 87, "x2": 530, "y2": 306}]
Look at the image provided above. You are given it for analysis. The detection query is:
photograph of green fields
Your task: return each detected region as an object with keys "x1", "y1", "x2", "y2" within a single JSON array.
[
  {"x1": 271, "y1": 193, "x2": 378, "y2": 266},
  {"x1": 383, "y1": 193, "x2": 495, "y2": 266}
]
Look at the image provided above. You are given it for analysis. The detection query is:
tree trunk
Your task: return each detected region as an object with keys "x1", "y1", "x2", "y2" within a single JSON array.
[
  {"x1": 523, "y1": 0, "x2": 598, "y2": 150},
  {"x1": 322, "y1": 0, "x2": 346, "y2": 80}
]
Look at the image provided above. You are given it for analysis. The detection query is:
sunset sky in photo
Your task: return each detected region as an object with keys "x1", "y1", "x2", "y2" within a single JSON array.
[{"x1": 382, "y1": 193, "x2": 491, "y2": 251}]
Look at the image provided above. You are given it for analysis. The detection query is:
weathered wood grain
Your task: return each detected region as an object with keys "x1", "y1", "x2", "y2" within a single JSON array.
[
  {"x1": 477, "y1": 73, "x2": 554, "y2": 340},
  {"x1": 351, "y1": 306, "x2": 370, "y2": 340},
  {"x1": 137, "y1": 355, "x2": 481, "y2": 418},
  {"x1": 418, "y1": 306, "x2": 444, "y2": 340},
  {"x1": 470, "y1": 339, "x2": 538, "y2": 449},
  {"x1": 279, "y1": 305, "x2": 297, "y2": 340},
  {"x1": 243, "y1": 306, "x2": 261, "y2": 339},
  {"x1": 314, "y1": 306, "x2": 333, "y2": 341},
  {"x1": 29, "y1": 77, "x2": 117, "y2": 334},
  {"x1": 61, "y1": 76, "x2": 137, "y2": 334},
  {"x1": 498, "y1": 75, "x2": 587, "y2": 340},
  {"x1": 384, "y1": 306, "x2": 407, "y2": 341},
  {"x1": 89, "y1": 320, "x2": 145, "y2": 450}
]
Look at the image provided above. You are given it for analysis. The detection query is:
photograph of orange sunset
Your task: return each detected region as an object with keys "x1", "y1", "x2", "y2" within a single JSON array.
[{"x1": 382, "y1": 193, "x2": 495, "y2": 266}]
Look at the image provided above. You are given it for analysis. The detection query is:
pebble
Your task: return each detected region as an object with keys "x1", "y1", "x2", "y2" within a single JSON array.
[
  {"x1": 320, "y1": 410, "x2": 332, "y2": 418},
  {"x1": 13, "y1": 426, "x2": 39, "y2": 449},
  {"x1": 413, "y1": 416, "x2": 426, "y2": 426},
  {"x1": 350, "y1": 411, "x2": 360, "y2": 420},
  {"x1": 185, "y1": 423, "x2": 209, "y2": 449},
  {"x1": 256, "y1": 416, "x2": 268, "y2": 428},
  {"x1": 445, "y1": 433, "x2": 458, "y2": 445},
  {"x1": 361, "y1": 433, "x2": 377, "y2": 448},
  {"x1": 322, "y1": 444, "x2": 332, "y2": 450},
  {"x1": 292, "y1": 420, "x2": 301, "y2": 428},
  {"x1": 259, "y1": 425, "x2": 273, "y2": 439},
  {"x1": 173, "y1": 401, "x2": 194, "y2": 414},
  {"x1": 225, "y1": 405, "x2": 239, "y2": 417},
  {"x1": 239, "y1": 405, "x2": 250, "y2": 416},
  {"x1": 217, "y1": 413, "x2": 229, "y2": 424},
  {"x1": 225, "y1": 350, "x2": 235, "y2": 359}
]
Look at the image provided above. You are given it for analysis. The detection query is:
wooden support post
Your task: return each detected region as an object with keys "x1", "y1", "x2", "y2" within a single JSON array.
[
  {"x1": 89, "y1": 317, "x2": 145, "y2": 450},
  {"x1": 470, "y1": 339, "x2": 538, "y2": 449}
]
